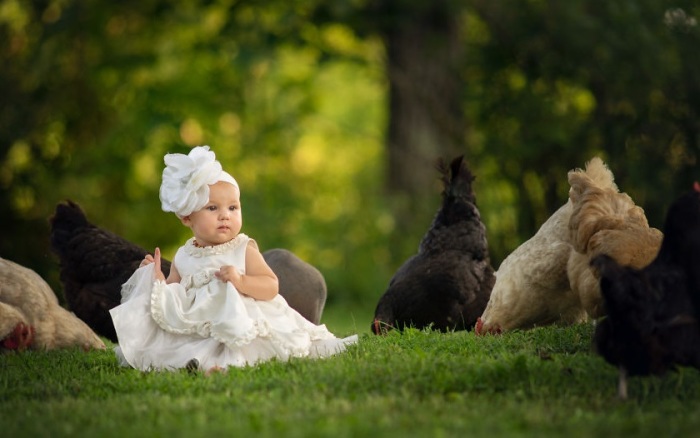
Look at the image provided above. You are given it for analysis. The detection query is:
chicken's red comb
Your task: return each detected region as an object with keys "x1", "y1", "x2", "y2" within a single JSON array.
[{"x1": 694, "y1": 181, "x2": 700, "y2": 193}]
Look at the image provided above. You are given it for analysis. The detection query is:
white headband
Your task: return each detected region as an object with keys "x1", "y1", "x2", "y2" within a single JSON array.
[{"x1": 159, "y1": 145, "x2": 239, "y2": 217}]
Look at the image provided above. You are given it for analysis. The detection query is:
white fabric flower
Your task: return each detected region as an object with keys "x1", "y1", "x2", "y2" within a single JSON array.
[{"x1": 159, "y1": 145, "x2": 238, "y2": 217}]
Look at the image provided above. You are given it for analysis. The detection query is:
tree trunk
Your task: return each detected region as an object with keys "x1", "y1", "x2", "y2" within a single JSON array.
[{"x1": 377, "y1": 0, "x2": 467, "y2": 251}]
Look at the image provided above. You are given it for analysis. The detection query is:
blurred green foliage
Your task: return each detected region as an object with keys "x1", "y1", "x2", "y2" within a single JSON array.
[{"x1": 1, "y1": 0, "x2": 698, "y2": 311}]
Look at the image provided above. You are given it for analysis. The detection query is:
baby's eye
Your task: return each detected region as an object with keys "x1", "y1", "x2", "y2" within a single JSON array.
[
  {"x1": 229, "y1": 205, "x2": 238, "y2": 211},
  {"x1": 207, "y1": 206, "x2": 217, "y2": 211}
]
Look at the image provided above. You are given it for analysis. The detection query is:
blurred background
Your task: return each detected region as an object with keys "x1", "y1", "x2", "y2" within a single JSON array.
[{"x1": 1, "y1": 0, "x2": 698, "y2": 332}]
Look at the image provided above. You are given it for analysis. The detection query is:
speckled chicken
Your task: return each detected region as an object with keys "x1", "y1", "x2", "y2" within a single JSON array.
[
  {"x1": 593, "y1": 183, "x2": 700, "y2": 399},
  {"x1": 0, "y1": 257, "x2": 105, "y2": 351},
  {"x1": 371, "y1": 156, "x2": 495, "y2": 334}
]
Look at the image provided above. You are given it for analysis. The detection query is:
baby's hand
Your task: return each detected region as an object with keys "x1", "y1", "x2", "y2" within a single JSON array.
[
  {"x1": 215, "y1": 265, "x2": 242, "y2": 286},
  {"x1": 147, "y1": 248, "x2": 166, "y2": 281},
  {"x1": 140, "y1": 254, "x2": 155, "y2": 268}
]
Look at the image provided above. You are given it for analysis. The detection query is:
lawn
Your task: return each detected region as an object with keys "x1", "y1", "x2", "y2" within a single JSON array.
[{"x1": 2, "y1": 304, "x2": 700, "y2": 437}]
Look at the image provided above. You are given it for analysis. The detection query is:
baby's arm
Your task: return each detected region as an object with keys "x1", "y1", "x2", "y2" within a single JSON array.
[
  {"x1": 165, "y1": 261, "x2": 181, "y2": 284},
  {"x1": 215, "y1": 243, "x2": 278, "y2": 301}
]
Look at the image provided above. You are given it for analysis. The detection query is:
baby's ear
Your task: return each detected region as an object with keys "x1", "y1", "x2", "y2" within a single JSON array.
[{"x1": 180, "y1": 215, "x2": 192, "y2": 226}]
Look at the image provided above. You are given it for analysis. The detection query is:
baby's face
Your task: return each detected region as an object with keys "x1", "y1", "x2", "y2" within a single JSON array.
[{"x1": 183, "y1": 181, "x2": 242, "y2": 247}]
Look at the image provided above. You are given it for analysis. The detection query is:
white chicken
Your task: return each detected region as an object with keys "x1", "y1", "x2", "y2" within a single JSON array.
[
  {"x1": 0, "y1": 257, "x2": 105, "y2": 351},
  {"x1": 475, "y1": 199, "x2": 582, "y2": 334}
]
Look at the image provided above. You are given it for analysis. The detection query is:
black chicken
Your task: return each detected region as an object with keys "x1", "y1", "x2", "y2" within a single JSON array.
[
  {"x1": 592, "y1": 182, "x2": 700, "y2": 399},
  {"x1": 49, "y1": 201, "x2": 150, "y2": 341},
  {"x1": 49, "y1": 201, "x2": 328, "y2": 342},
  {"x1": 371, "y1": 156, "x2": 495, "y2": 334}
]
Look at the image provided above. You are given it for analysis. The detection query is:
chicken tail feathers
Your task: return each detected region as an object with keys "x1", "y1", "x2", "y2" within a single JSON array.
[
  {"x1": 438, "y1": 155, "x2": 476, "y2": 204},
  {"x1": 567, "y1": 157, "x2": 651, "y2": 255},
  {"x1": 568, "y1": 157, "x2": 617, "y2": 203}
]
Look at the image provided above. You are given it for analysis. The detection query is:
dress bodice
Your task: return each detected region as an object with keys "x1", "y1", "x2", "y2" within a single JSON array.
[{"x1": 173, "y1": 234, "x2": 250, "y2": 283}]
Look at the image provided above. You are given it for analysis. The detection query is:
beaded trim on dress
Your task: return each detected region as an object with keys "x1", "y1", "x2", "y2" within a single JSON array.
[{"x1": 182, "y1": 233, "x2": 249, "y2": 257}]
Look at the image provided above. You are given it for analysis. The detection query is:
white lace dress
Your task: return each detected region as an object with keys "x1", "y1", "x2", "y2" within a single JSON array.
[{"x1": 109, "y1": 234, "x2": 357, "y2": 371}]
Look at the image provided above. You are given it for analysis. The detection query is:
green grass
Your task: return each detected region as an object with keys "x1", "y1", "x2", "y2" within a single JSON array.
[{"x1": 2, "y1": 308, "x2": 700, "y2": 438}]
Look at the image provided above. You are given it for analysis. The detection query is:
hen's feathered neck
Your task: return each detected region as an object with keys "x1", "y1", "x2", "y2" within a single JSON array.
[{"x1": 418, "y1": 156, "x2": 488, "y2": 257}]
